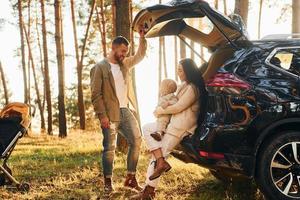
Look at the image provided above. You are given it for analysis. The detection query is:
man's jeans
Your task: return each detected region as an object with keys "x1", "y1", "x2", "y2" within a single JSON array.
[{"x1": 101, "y1": 108, "x2": 142, "y2": 178}]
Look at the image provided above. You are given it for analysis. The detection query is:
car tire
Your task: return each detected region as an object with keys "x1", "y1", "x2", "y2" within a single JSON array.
[{"x1": 256, "y1": 131, "x2": 300, "y2": 200}]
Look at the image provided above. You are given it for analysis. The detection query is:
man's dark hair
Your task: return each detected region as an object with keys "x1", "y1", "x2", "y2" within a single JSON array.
[{"x1": 112, "y1": 36, "x2": 129, "y2": 46}]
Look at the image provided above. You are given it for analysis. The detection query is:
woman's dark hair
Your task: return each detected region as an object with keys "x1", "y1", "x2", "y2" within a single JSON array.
[{"x1": 179, "y1": 58, "x2": 208, "y2": 126}]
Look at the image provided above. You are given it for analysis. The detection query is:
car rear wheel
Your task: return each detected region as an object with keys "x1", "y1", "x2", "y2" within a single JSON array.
[{"x1": 256, "y1": 131, "x2": 300, "y2": 200}]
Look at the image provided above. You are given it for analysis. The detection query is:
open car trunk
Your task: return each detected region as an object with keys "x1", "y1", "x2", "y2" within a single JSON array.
[{"x1": 133, "y1": 0, "x2": 249, "y2": 51}]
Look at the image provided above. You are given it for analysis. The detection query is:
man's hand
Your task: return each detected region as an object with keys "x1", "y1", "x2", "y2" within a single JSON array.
[
  {"x1": 138, "y1": 25, "x2": 145, "y2": 38},
  {"x1": 99, "y1": 116, "x2": 110, "y2": 129}
]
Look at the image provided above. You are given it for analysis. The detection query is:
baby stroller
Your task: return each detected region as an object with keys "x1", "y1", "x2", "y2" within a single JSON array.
[{"x1": 0, "y1": 102, "x2": 33, "y2": 192}]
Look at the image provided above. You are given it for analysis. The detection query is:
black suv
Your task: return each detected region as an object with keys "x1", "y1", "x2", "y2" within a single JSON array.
[{"x1": 133, "y1": 0, "x2": 300, "y2": 199}]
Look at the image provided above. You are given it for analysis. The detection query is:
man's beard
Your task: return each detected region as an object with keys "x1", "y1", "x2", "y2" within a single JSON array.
[{"x1": 114, "y1": 53, "x2": 124, "y2": 64}]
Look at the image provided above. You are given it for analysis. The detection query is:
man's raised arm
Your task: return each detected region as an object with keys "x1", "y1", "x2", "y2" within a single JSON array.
[{"x1": 123, "y1": 31, "x2": 147, "y2": 69}]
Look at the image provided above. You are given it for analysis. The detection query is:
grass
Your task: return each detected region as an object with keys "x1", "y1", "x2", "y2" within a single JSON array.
[{"x1": 0, "y1": 130, "x2": 265, "y2": 200}]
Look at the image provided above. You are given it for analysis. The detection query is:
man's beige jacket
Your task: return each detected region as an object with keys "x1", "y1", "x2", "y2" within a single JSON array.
[{"x1": 90, "y1": 38, "x2": 147, "y2": 122}]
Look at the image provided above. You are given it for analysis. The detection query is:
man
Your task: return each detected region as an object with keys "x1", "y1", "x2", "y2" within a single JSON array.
[{"x1": 90, "y1": 29, "x2": 147, "y2": 196}]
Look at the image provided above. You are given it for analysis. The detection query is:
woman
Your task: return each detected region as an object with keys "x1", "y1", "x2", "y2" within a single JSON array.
[{"x1": 131, "y1": 58, "x2": 208, "y2": 199}]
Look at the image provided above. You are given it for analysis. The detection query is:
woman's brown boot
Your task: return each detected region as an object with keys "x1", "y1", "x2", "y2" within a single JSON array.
[
  {"x1": 130, "y1": 185, "x2": 155, "y2": 200},
  {"x1": 149, "y1": 157, "x2": 171, "y2": 180}
]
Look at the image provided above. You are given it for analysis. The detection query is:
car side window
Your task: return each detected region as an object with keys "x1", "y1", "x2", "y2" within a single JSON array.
[{"x1": 270, "y1": 48, "x2": 300, "y2": 76}]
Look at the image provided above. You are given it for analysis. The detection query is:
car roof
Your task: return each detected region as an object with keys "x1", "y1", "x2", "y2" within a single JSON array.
[{"x1": 251, "y1": 40, "x2": 300, "y2": 47}]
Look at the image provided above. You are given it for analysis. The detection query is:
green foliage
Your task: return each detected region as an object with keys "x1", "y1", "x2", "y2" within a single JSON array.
[
  {"x1": 0, "y1": 74, "x2": 12, "y2": 106},
  {"x1": 52, "y1": 81, "x2": 97, "y2": 130}
]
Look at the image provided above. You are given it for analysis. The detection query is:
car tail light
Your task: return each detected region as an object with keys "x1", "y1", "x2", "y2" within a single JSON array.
[
  {"x1": 199, "y1": 151, "x2": 225, "y2": 159},
  {"x1": 206, "y1": 72, "x2": 251, "y2": 90}
]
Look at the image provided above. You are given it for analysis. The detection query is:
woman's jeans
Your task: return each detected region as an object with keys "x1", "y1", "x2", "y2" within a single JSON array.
[
  {"x1": 101, "y1": 108, "x2": 142, "y2": 178},
  {"x1": 142, "y1": 122, "x2": 182, "y2": 188}
]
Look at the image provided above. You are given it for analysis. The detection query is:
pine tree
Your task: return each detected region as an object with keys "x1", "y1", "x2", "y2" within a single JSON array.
[
  {"x1": 40, "y1": 0, "x2": 53, "y2": 134},
  {"x1": 54, "y1": 0, "x2": 67, "y2": 137},
  {"x1": 234, "y1": 0, "x2": 249, "y2": 27}
]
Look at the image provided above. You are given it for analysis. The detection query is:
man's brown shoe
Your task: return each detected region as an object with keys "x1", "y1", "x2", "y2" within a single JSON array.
[
  {"x1": 124, "y1": 174, "x2": 143, "y2": 191},
  {"x1": 150, "y1": 132, "x2": 162, "y2": 141},
  {"x1": 130, "y1": 185, "x2": 155, "y2": 200},
  {"x1": 103, "y1": 178, "x2": 114, "y2": 197},
  {"x1": 149, "y1": 157, "x2": 171, "y2": 180}
]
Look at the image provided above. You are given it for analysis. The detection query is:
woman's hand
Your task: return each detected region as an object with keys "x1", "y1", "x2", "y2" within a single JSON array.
[{"x1": 153, "y1": 106, "x2": 164, "y2": 117}]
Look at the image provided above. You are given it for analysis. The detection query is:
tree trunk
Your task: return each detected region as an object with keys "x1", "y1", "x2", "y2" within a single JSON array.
[
  {"x1": 158, "y1": 0, "x2": 165, "y2": 83},
  {"x1": 159, "y1": 37, "x2": 162, "y2": 90},
  {"x1": 190, "y1": 40, "x2": 195, "y2": 60},
  {"x1": 114, "y1": 0, "x2": 131, "y2": 152},
  {"x1": 100, "y1": 0, "x2": 107, "y2": 57},
  {"x1": 258, "y1": 0, "x2": 263, "y2": 39},
  {"x1": 292, "y1": 0, "x2": 300, "y2": 34},
  {"x1": 115, "y1": 0, "x2": 130, "y2": 38},
  {"x1": 174, "y1": 36, "x2": 178, "y2": 81},
  {"x1": 189, "y1": 19, "x2": 195, "y2": 60},
  {"x1": 35, "y1": 0, "x2": 46, "y2": 131},
  {"x1": 112, "y1": 0, "x2": 116, "y2": 37},
  {"x1": 18, "y1": 0, "x2": 28, "y2": 104},
  {"x1": 72, "y1": 0, "x2": 94, "y2": 130},
  {"x1": 199, "y1": 19, "x2": 205, "y2": 65},
  {"x1": 223, "y1": 0, "x2": 227, "y2": 15},
  {"x1": 162, "y1": 38, "x2": 167, "y2": 78},
  {"x1": 40, "y1": 0, "x2": 53, "y2": 135},
  {"x1": 200, "y1": 46, "x2": 204, "y2": 65},
  {"x1": 129, "y1": 0, "x2": 141, "y2": 129},
  {"x1": 27, "y1": 0, "x2": 31, "y2": 107},
  {"x1": 158, "y1": 37, "x2": 167, "y2": 81},
  {"x1": 0, "y1": 62, "x2": 9, "y2": 105},
  {"x1": 54, "y1": 0, "x2": 67, "y2": 138},
  {"x1": 35, "y1": 0, "x2": 45, "y2": 115},
  {"x1": 180, "y1": 37, "x2": 186, "y2": 59},
  {"x1": 23, "y1": 25, "x2": 46, "y2": 131},
  {"x1": 234, "y1": 0, "x2": 249, "y2": 27},
  {"x1": 96, "y1": 0, "x2": 107, "y2": 57},
  {"x1": 215, "y1": 0, "x2": 219, "y2": 9},
  {"x1": 70, "y1": 0, "x2": 80, "y2": 79}
]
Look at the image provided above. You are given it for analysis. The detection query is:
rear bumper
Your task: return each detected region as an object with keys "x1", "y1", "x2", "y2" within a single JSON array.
[{"x1": 172, "y1": 141, "x2": 256, "y2": 178}]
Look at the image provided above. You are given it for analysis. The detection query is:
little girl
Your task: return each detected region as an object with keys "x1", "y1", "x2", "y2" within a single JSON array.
[{"x1": 151, "y1": 79, "x2": 178, "y2": 141}]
